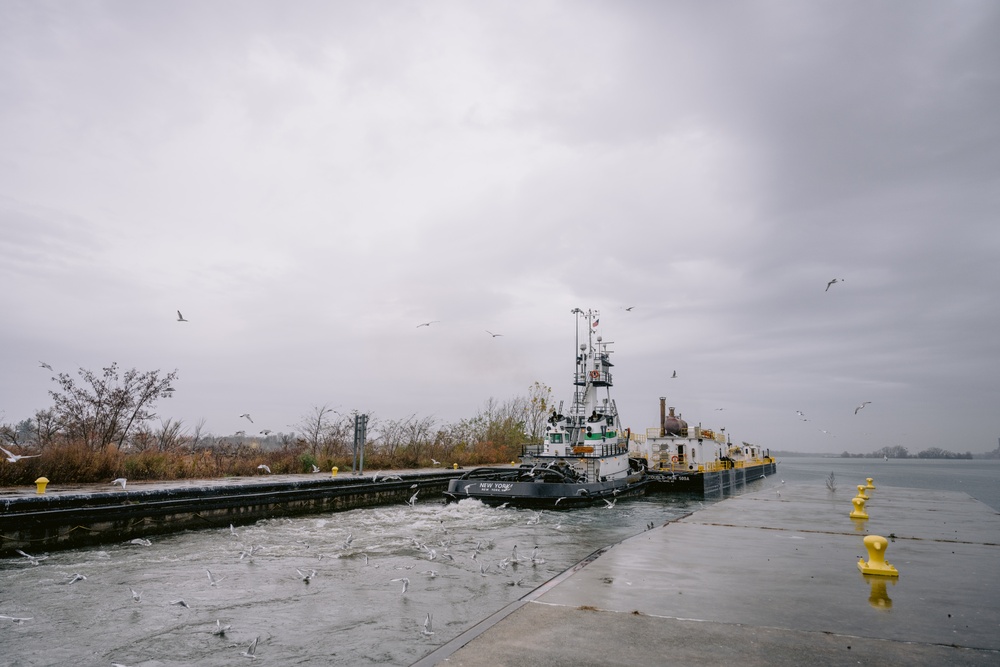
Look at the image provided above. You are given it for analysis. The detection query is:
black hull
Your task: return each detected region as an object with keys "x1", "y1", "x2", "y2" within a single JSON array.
[
  {"x1": 647, "y1": 461, "x2": 777, "y2": 495},
  {"x1": 445, "y1": 468, "x2": 650, "y2": 509}
]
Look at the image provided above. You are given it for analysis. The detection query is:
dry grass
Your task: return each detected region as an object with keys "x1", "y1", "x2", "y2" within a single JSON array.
[{"x1": 0, "y1": 439, "x2": 522, "y2": 487}]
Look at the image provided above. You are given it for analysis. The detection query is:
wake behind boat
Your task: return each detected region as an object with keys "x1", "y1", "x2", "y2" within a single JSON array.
[{"x1": 445, "y1": 309, "x2": 648, "y2": 508}]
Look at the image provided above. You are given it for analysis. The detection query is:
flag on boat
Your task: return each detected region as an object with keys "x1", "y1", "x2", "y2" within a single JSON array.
[{"x1": 592, "y1": 318, "x2": 599, "y2": 328}]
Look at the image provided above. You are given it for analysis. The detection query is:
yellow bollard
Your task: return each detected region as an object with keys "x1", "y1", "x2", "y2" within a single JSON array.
[
  {"x1": 865, "y1": 477, "x2": 876, "y2": 490},
  {"x1": 857, "y1": 535, "x2": 899, "y2": 577},
  {"x1": 35, "y1": 477, "x2": 49, "y2": 494},
  {"x1": 856, "y1": 484, "x2": 869, "y2": 500},
  {"x1": 850, "y1": 495, "x2": 869, "y2": 520},
  {"x1": 331, "y1": 467, "x2": 338, "y2": 477},
  {"x1": 453, "y1": 463, "x2": 458, "y2": 470}
]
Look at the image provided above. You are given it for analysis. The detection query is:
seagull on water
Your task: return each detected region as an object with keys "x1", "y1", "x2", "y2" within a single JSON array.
[
  {"x1": 297, "y1": 568, "x2": 317, "y2": 583},
  {"x1": 855, "y1": 401, "x2": 871, "y2": 415},
  {"x1": 421, "y1": 612, "x2": 434, "y2": 636},
  {"x1": 177, "y1": 310, "x2": 188, "y2": 321},
  {"x1": 241, "y1": 636, "x2": 259, "y2": 659},
  {"x1": 256, "y1": 464, "x2": 271, "y2": 474},
  {"x1": 1, "y1": 446, "x2": 41, "y2": 463},
  {"x1": 212, "y1": 619, "x2": 231, "y2": 636},
  {"x1": 129, "y1": 586, "x2": 142, "y2": 602},
  {"x1": 391, "y1": 577, "x2": 410, "y2": 595},
  {"x1": 111, "y1": 477, "x2": 127, "y2": 489},
  {"x1": 825, "y1": 278, "x2": 844, "y2": 292},
  {"x1": 66, "y1": 573, "x2": 87, "y2": 584},
  {"x1": 0, "y1": 615, "x2": 33, "y2": 623},
  {"x1": 171, "y1": 599, "x2": 190, "y2": 608},
  {"x1": 416, "y1": 321, "x2": 440, "y2": 328}
]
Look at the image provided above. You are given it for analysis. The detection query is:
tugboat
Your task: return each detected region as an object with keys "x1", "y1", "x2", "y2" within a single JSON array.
[
  {"x1": 445, "y1": 308, "x2": 648, "y2": 508},
  {"x1": 629, "y1": 398, "x2": 777, "y2": 494}
]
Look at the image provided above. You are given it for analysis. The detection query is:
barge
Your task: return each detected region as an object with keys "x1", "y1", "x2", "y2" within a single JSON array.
[{"x1": 629, "y1": 399, "x2": 777, "y2": 494}]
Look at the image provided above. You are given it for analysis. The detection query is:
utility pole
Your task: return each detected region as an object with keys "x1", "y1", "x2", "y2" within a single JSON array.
[{"x1": 353, "y1": 413, "x2": 368, "y2": 473}]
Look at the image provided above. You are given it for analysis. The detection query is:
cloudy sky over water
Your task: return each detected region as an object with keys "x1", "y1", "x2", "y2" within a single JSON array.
[{"x1": 2, "y1": 1, "x2": 998, "y2": 454}]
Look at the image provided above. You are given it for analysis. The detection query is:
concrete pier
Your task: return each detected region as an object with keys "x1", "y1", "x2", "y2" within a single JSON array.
[
  {"x1": 417, "y1": 483, "x2": 1000, "y2": 666},
  {"x1": 0, "y1": 469, "x2": 462, "y2": 555}
]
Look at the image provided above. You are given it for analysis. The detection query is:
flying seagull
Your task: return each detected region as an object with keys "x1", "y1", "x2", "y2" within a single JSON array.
[
  {"x1": 671, "y1": 370, "x2": 677, "y2": 378},
  {"x1": 416, "y1": 321, "x2": 440, "y2": 328},
  {"x1": 603, "y1": 498, "x2": 617, "y2": 509},
  {"x1": 212, "y1": 620, "x2": 231, "y2": 636},
  {"x1": 256, "y1": 464, "x2": 271, "y2": 474},
  {"x1": 171, "y1": 599, "x2": 190, "y2": 608},
  {"x1": 391, "y1": 577, "x2": 410, "y2": 595},
  {"x1": 66, "y1": 573, "x2": 87, "y2": 584},
  {"x1": 239, "y1": 413, "x2": 254, "y2": 423},
  {"x1": 297, "y1": 568, "x2": 317, "y2": 583},
  {"x1": 39, "y1": 361, "x2": 53, "y2": 370},
  {"x1": 406, "y1": 490, "x2": 419, "y2": 507},
  {"x1": 825, "y1": 278, "x2": 844, "y2": 292},
  {"x1": 111, "y1": 477, "x2": 127, "y2": 489},
  {"x1": 485, "y1": 330, "x2": 503, "y2": 337},
  {"x1": 0, "y1": 446, "x2": 41, "y2": 463},
  {"x1": 624, "y1": 306, "x2": 635, "y2": 311},
  {"x1": 241, "y1": 636, "x2": 259, "y2": 659},
  {"x1": 16, "y1": 549, "x2": 48, "y2": 565},
  {"x1": 177, "y1": 310, "x2": 188, "y2": 322},
  {"x1": 206, "y1": 569, "x2": 226, "y2": 587},
  {"x1": 259, "y1": 429, "x2": 272, "y2": 436},
  {"x1": 311, "y1": 464, "x2": 321, "y2": 473},
  {"x1": 855, "y1": 401, "x2": 871, "y2": 415}
]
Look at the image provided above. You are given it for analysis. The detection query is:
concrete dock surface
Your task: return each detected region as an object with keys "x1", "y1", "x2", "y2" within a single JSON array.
[{"x1": 418, "y1": 483, "x2": 1000, "y2": 666}]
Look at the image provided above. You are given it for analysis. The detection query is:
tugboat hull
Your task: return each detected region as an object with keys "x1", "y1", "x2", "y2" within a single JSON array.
[{"x1": 445, "y1": 468, "x2": 649, "y2": 509}]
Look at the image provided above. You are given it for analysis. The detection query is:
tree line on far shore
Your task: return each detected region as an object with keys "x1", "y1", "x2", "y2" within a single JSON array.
[
  {"x1": 0, "y1": 363, "x2": 555, "y2": 486},
  {"x1": 839, "y1": 445, "x2": 974, "y2": 459}
]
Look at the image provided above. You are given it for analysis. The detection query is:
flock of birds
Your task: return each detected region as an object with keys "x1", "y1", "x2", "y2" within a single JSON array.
[{"x1": 1, "y1": 489, "x2": 580, "y2": 663}]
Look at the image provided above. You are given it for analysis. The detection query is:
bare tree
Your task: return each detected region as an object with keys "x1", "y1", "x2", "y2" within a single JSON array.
[
  {"x1": 48, "y1": 363, "x2": 179, "y2": 450},
  {"x1": 295, "y1": 404, "x2": 339, "y2": 458}
]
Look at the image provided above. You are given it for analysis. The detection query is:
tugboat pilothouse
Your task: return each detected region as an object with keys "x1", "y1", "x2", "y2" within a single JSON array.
[{"x1": 445, "y1": 309, "x2": 648, "y2": 508}]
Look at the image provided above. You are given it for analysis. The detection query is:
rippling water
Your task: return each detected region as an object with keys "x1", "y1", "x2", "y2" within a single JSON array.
[{"x1": 0, "y1": 488, "x2": 720, "y2": 667}]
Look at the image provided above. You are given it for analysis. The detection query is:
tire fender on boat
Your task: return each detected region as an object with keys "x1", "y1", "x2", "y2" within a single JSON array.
[{"x1": 671, "y1": 455, "x2": 678, "y2": 463}]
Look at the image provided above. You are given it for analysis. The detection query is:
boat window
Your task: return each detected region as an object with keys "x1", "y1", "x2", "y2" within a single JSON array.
[{"x1": 551, "y1": 434, "x2": 562, "y2": 443}]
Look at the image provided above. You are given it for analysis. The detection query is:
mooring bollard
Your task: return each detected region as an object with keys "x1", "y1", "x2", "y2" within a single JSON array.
[
  {"x1": 332, "y1": 466, "x2": 338, "y2": 477},
  {"x1": 865, "y1": 477, "x2": 876, "y2": 490},
  {"x1": 850, "y1": 495, "x2": 869, "y2": 520},
  {"x1": 453, "y1": 463, "x2": 458, "y2": 470},
  {"x1": 857, "y1": 534, "x2": 899, "y2": 577},
  {"x1": 856, "y1": 484, "x2": 869, "y2": 500},
  {"x1": 35, "y1": 477, "x2": 49, "y2": 494}
]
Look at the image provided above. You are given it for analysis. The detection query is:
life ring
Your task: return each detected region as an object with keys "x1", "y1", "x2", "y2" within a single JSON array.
[
  {"x1": 671, "y1": 455, "x2": 678, "y2": 463},
  {"x1": 589, "y1": 370, "x2": 600, "y2": 380}
]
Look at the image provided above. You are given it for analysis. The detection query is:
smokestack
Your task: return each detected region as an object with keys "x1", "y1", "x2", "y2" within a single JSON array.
[{"x1": 659, "y1": 397, "x2": 666, "y2": 437}]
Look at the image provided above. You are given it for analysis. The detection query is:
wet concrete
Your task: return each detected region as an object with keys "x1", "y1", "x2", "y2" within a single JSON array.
[{"x1": 421, "y1": 484, "x2": 1000, "y2": 666}]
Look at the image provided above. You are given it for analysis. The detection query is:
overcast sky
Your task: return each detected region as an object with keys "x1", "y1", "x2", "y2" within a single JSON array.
[{"x1": 2, "y1": 1, "x2": 998, "y2": 454}]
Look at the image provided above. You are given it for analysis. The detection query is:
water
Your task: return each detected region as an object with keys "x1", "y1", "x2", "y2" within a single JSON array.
[
  {"x1": 2, "y1": 459, "x2": 997, "y2": 666},
  {"x1": 773, "y1": 456, "x2": 1000, "y2": 511}
]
